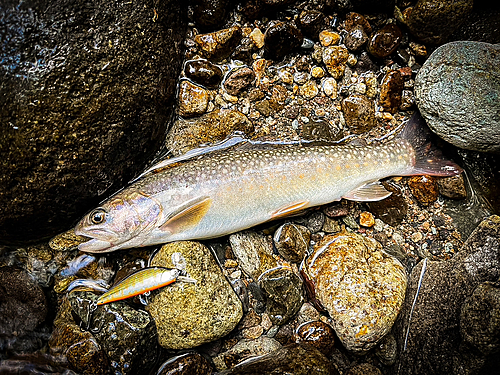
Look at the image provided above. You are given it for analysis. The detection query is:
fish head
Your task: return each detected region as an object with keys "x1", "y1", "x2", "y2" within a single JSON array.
[{"x1": 75, "y1": 190, "x2": 162, "y2": 253}]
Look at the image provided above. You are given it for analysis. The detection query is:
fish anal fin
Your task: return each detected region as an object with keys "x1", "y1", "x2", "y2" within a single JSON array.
[
  {"x1": 160, "y1": 197, "x2": 212, "y2": 234},
  {"x1": 271, "y1": 200, "x2": 310, "y2": 219},
  {"x1": 343, "y1": 181, "x2": 392, "y2": 202}
]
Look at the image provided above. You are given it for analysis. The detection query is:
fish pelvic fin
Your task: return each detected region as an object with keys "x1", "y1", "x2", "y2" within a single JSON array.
[
  {"x1": 397, "y1": 112, "x2": 463, "y2": 176},
  {"x1": 160, "y1": 196, "x2": 212, "y2": 234},
  {"x1": 271, "y1": 200, "x2": 310, "y2": 219},
  {"x1": 342, "y1": 181, "x2": 392, "y2": 201}
]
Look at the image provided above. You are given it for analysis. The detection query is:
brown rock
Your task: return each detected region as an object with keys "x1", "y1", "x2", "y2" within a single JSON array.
[
  {"x1": 264, "y1": 21, "x2": 303, "y2": 60},
  {"x1": 295, "y1": 320, "x2": 335, "y2": 356},
  {"x1": 408, "y1": 175, "x2": 439, "y2": 206},
  {"x1": 367, "y1": 182, "x2": 408, "y2": 226},
  {"x1": 344, "y1": 12, "x2": 372, "y2": 35},
  {"x1": 322, "y1": 46, "x2": 349, "y2": 79},
  {"x1": 367, "y1": 24, "x2": 402, "y2": 59},
  {"x1": 341, "y1": 94, "x2": 376, "y2": 134},
  {"x1": 379, "y1": 70, "x2": 403, "y2": 113},
  {"x1": 437, "y1": 174, "x2": 467, "y2": 199},
  {"x1": 195, "y1": 26, "x2": 242, "y2": 60},
  {"x1": 224, "y1": 67, "x2": 255, "y2": 96},
  {"x1": 178, "y1": 80, "x2": 209, "y2": 118}
]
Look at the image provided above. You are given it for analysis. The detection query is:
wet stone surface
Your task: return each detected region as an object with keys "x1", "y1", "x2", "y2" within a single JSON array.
[
  {"x1": 147, "y1": 241, "x2": 243, "y2": 349},
  {"x1": 367, "y1": 24, "x2": 403, "y2": 59},
  {"x1": 184, "y1": 59, "x2": 223, "y2": 88},
  {"x1": 295, "y1": 320, "x2": 336, "y2": 356},
  {"x1": 155, "y1": 352, "x2": 213, "y2": 375},
  {"x1": 273, "y1": 223, "x2": 311, "y2": 263},
  {"x1": 304, "y1": 231, "x2": 407, "y2": 352}
]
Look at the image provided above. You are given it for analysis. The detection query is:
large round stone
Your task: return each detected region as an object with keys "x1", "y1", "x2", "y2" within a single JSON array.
[
  {"x1": 415, "y1": 41, "x2": 500, "y2": 153},
  {"x1": 0, "y1": 0, "x2": 186, "y2": 244}
]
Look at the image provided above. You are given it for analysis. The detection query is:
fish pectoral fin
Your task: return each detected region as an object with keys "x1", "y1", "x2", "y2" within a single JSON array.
[
  {"x1": 342, "y1": 181, "x2": 392, "y2": 202},
  {"x1": 271, "y1": 200, "x2": 310, "y2": 219},
  {"x1": 160, "y1": 196, "x2": 212, "y2": 234}
]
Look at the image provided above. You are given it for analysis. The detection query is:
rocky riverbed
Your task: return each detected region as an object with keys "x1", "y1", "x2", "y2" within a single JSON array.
[{"x1": 1, "y1": 0, "x2": 500, "y2": 374}]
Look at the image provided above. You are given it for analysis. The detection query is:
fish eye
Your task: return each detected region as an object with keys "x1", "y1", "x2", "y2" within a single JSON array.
[{"x1": 89, "y1": 208, "x2": 107, "y2": 224}]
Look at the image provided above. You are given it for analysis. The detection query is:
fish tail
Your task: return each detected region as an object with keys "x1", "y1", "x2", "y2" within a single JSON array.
[{"x1": 397, "y1": 112, "x2": 463, "y2": 176}]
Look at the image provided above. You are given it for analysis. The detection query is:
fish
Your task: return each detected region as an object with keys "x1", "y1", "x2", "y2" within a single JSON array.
[
  {"x1": 75, "y1": 112, "x2": 462, "y2": 253},
  {"x1": 96, "y1": 266, "x2": 195, "y2": 305}
]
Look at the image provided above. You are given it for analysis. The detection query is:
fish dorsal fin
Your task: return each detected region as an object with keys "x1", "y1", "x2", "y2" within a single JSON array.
[
  {"x1": 271, "y1": 200, "x2": 310, "y2": 219},
  {"x1": 160, "y1": 197, "x2": 212, "y2": 234},
  {"x1": 342, "y1": 181, "x2": 392, "y2": 202}
]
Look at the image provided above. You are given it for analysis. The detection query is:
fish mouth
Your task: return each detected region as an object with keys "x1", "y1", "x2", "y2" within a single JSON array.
[
  {"x1": 77, "y1": 238, "x2": 115, "y2": 253},
  {"x1": 74, "y1": 226, "x2": 121, "y2": 253}
]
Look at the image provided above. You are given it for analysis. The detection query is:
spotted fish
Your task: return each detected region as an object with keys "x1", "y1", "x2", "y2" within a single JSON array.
[{"x1": 75, "y1": 113, "x2": 462, "y2": 253}]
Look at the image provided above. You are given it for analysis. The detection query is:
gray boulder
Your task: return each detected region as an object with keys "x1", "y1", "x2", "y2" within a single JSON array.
[{"x1": 415, "y1": 41, "x2": 500, "y2": 153}]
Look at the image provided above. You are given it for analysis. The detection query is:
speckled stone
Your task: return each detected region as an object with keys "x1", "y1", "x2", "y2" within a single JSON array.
[
  {"x1": 379, "y1": 70, "x2": 403, "y2": 114},
  {"x1": 224, "y1": 67, "x2": 255, "y2": 96},
  {"x1": 319, "y1": 30, "x2": 340, "y2": 47},
  {"x1": 194, "y1": 26, "x2": 242, "y2": 60},
  {"x1": 322, "y1": 46, "x2": 349, "y2": 79},
  {"x1": 146, "y1": 241, "x2": 243, "y2": 349},
  {"x1": 322, "y1": 77, "x2": 338, "y2": 98},
  {"x1": 347, "y1": 363, "x2": 383, "y2": 375},
  {"x1": 166, "y1": 108, "x2": 253, "y2": 155},
  {"x1": 408, "y1": 175, "x2": 439, "y2": 206},
  {"x1": 344, "y1": 12, "x2": 372, "y2": 35},
  {"x1": 344, "y1": 25, "x2": 368, "y2": 52},
  {"x1": 229, "y1": 231, "x2": 279, "y2": 280},
  {"x1": 295, "y1": 320, "x2": 335, "y2": 356},
  {"x1": 304, "y1": 231, "x2": 407, "y2": 352},
  {"x1": 300, "y1": 80, "x2": 319, "y2": 99},
  {"x1": 341, "y1": 94, "x2": 376, "y2": 134},
  {"x1": 437, "y1": 174, "x2": 467, "y2": 200},
  {"x1": 273, "y1": 223, "x2": 311, "y2": 263},
  {"x1": 49, "y1": 229, "x2": 88, "y2": 251},
  {"x1": 178, "y1": 80, "x2": 209, "y2": 118}
]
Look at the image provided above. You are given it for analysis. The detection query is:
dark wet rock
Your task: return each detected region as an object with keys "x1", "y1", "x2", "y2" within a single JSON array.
[
  {"x1": 322, "y1": 46, "x2": 349, "y2": 79},
  {"x1": 379, "y1": 70, "x2": 403, "y2": 114},
  {"x1": 355, "y1": 52, "x2": 379, "y2": 73},
  {"x1": 297, "y1": 10, "x2": 326, "y2": 40},
  {"x1": 407, "y1": 0, "x2": 474, "y2": 45},
  {"x1": 0, "y1": 266, "x2": 48, "y2": 353},
  {"x1": 147, "y1": 241, "x2": 243, "y2": 349},
  {"x1": 65, "y1": 290, "x2": 157, "y2": 374},
  {"x1": 375, "y1": 333, "x2": 397, "y2": 366},
  {"x1": 273, "y1": 223, "x2": 311, "y2": 263},
  {"x1": 224, "y1": 67, "x2": 256, "y2": 96},
  {"x1": 461, "y1": 281, "x2": 500, "y2": 356},
  {"x1": 259, "y1": 267, "x2": 304, "y2": 326},
  {"x1": 391, "y1": 215, "x2": 500, "y2": 375},
  {"x1": 156, "y1": 352, "x2": 214, "y2": 375},
  {"x1": 166, "y1": 108, "x2": 253, "y2": 155},
  {"x1": 367, "y1": 182, "x2": 408, "y2": 226},
  {"x1": 437, "y1": 174, "x2": 467, "y2": 200},
  {"x1": 344, "y1": 12, "x2": 372, "y2": 35},
  {"x1": 195, "y1": 26, "x2": 242, "y2": 61},
  {"x1": 367, "y1": 24, "x2": 403, "y2": 59},
  {"x1": 408, "y1": 175, "x2": 439, "y2": 206},
  {"x1": 341, "y1": 94, "x2": 376, "y2": 134},
  {"x1": 295, "y1": 320, "x2": 335, "y2": 356},
  {"x1": 451, "y1": 8, "x2": 500, "y2": 44},
  {"x1": 0, "y1": 0, "x2": 186, "y2": 245},
  {"x1": 232, "y1": 37, "x2": 258, "y2": 62},
  {"x1": 304, "y1": 231, "x2": 407, "y2": 352},
  {"x1": 178, "y1": 80, "x2": 209, "y2": 117},
  {"x1": 322, "y1": 216, "x2": 341, "y2": 233},
  {"x1": 184, "y1": 59, "x2": 223, "y2": 88},
  {"x1": 296, "y1": 211, "x2": 325, "y2": 233},
  {"x1": 213, "y1": 337, "x2": 282, "y2": 371},
  {"x1": 302, "y1": 118, "x2": 343, "y2": 142},
  {"x1": 399, "y1": 89, "x2": 415, "y2": 111},
  {"x1": 264, "y1": 21, "x2": 304, "y2": 61},
  {"x1": 415, "y1": 41, "x2": 500, "y2": 153},
  {"x1": 192, "y1": 0, "x2": 231, "y2": 31},
  {"x1": 217, "y1": 343, "x2": 338, "y2": 375},
  {"x1": 229, "y1": 231, "x2": 278, "y2": 280},
  {"x1": 344, "y1": 25, "x2": 368, "y2": 52},
  {"x1": 347, "y1": 363, "x2": 383, "y2": 375},
  {"x1": 323, "y1": 200, "x2": 355, "y2": 218}
]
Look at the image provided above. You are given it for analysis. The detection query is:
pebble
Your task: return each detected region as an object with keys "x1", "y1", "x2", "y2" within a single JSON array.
[
  {"x1": 156, "y1": 352, "x2": 213, "y2": 375},
  {"x1": 367, "y1": 182, "x2": 408, "y2": 226},
  {"x1": 273, "y1": 223, "x2": 311, "y2": 263},
  {"x1": 359, "y1": 211, "x2": 375, "y2": 227},
  {"x1": 259, "y1": 267, "x2": 304, "y2": 325},
  {"x1": 146, "y1": 241, "x2": 243, "y2": 349},
  {"x1": 408, "y1": 175, "x2": 439, "y2": 206},
  {"x1": 322, "y1": 77, "x2": 338, "y2": 98},
  {"x1": 343, "y1": 12, "x2": 372, "y2": 35},
  {"x1": 318, "y1": 30, "x2": 340, "y2": 47},
  {"x1": 379, "y1": 70, "x2": 403, "y2": 113},
  {"x1": 300, "y1": 80, "x2": 319, "y2": 99},
  {"x1": 224, "y1": 67, "x2": 255, "y2": 96},
  {"x1": 184, "y1": 59, "x2": 223, "y2": 88},
  {"x1": 249, "y1": 28, "x2": 265, "y2": 49},
  {"x1": 178, "y1": 80, "x2": 209, "y2": 117},
  {"x1": 367, "y1": 24, "x2": 403, "y2": 59},
  {"x1": 400, "y1": 89, "x2": 415, "y2": 110},
  {"x1": 166, "y1": 108, "x2": 253, "y2": 155},
  {"x1": 311, "y1": 66, "x2": 325, "y2": 78},
  {"x1": 297, "y1": 10, "x2": 326, "y2": 40},
  {"x1": 437, "y1": 174, "x2": 467, "y2": 199},
  {"x1": 264, "y1": 21, "x2": 303, "y2": 60},
  {"x1": 295, "y1": 320, "x2": 336, "y2": 356},
  {"x1": 415, "y1": 41, "x2": 500, "y2": 153},
  {"x1": 344, "y1": 25, "x2": 368, "y2": 52},
  {"x1": 341, "y1": 94, "x2": 376, "y2": 134},
  {"x1": 322, "y1": 46, "x2": 349, "y2": 79},
  {"x1": 322, "y1": 216, "x2": 341, "y2": 233},
  {"x1": 304, "y1": 231, "x2": 407, "y2": 352},
  {"x1": 229, "y1": 231, "x2": 278, "y2": 280},
  {"x1": 194, "y1": 26, "x2": 242, "y2": 60}
]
